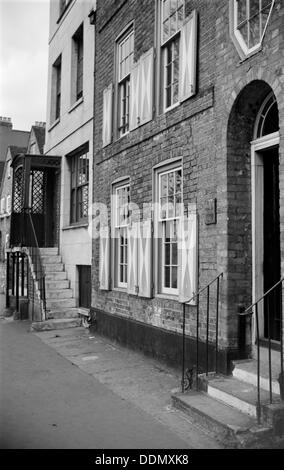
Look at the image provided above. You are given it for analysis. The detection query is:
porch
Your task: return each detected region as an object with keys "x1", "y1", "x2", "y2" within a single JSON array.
[{"x1": 6, "y1": 153, "x2": 61, "y2": 321}]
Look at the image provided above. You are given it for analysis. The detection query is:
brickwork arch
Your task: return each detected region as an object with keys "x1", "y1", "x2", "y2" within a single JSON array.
[
  {"x1": 225, "y1": 69, "x2": 282, "y2": 119},
  {"x1": 225, "y1": 79, "x2": 280, "y2": 348}
]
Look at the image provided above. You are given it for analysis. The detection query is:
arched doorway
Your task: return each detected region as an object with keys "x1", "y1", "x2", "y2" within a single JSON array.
[
  {"x1": 251, "y1": 91, "x2": 281, "y2": 342},
  {"x1": 226, "y1": 80, "x2": 281, "y2": 352}
]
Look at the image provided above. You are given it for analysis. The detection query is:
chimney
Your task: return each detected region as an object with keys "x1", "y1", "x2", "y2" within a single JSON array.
[
  {"x1": 0, "y1": 116, "x2": 12, "y2": 128},
  {"x1": 34, "y1": 121, "x2": 46, "y2": 128}
]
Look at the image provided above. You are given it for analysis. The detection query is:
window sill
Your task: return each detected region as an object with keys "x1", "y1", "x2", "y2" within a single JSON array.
[
  {"x1": 48, "y1": 118, "x2": 60, "y2": 132},
  {"x1": 164, "y1": 102, "x2": 180, "y2": 114},
  {"x1": 62, "y1": 222, "x2": 89, "y2": 231},
  {"x1": 68, "y1": 96, "x2": 84, "y2": 114},
  {"x1": 112, "y1": 287, "x2": 128, "y2": 293},
  {"x1": 155, "y1": 293, "x2": 179, "y2": 301}
]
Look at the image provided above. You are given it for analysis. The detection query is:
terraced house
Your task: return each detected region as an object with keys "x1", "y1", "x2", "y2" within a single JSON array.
[
  {"x1": 92, "y1": 0, "x2": 284, "y2": 439},
  {"x1": 6, "y1": 0, "x2": 96, "y2": 325}
]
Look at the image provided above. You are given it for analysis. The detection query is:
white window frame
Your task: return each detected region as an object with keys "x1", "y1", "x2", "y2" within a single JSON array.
[
  {"x1": 7, "y1": 160, "x2": 11, "y2": 179},
  {"x1": 117, "y1": 28, "x2": 134, "y2": 138},
  {"x1": 155, "y1": 162, "x2": 183, "y2": 296},
  {"x1": 230, "y1": 0, "x2": 275, "y2": 59},
  {"x1": 6, "y1": 195, "x2": 11, "y2": 215},
  {"x1": 160, "y1": 0, "x2": 185, "y2": 112},
  {"x1": 112, "y1": 181, "x2": 130, "y2": 289},
  {"x1": 1, "y1": 197, "x2": 6, "y2": 215}
]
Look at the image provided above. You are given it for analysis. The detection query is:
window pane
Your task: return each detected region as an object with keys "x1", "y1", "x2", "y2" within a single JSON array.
[
  {"x1": 168, "y1": 171, "x2": 174, "y2": 196},
  {"x1": 262, "y1": 0, "x2": 272, "y2": 7},
  {"x1": 163, "y1": 0, "x2": 170, "y2": 21},
  {"x1": 165, "y1": 243, "x2": 171, "y2": 265},
  {"x1": 176, "y1": 169, "x2": 182, "y2": 193},
  {"x1": 120, "y1": 265, "x2": 124, "y2": 283},
  {"x1": 82, "y1": 186, "x2": 88, "y2": 218},
  {"x1": 165, "y1": 267, "x2": 171, "y2": 288},
  {"x1": 173, "y1": 83, "x2": 179, "y2": 104},
  {"x1": 160, "y1": 174, "x2": 168, "y2": 198},
  {"x1": 170, "y1": 15, "x2": 177, "y2": 36},
  {"x1": 172, "y1": 267, "x2": 178, "y2": 289},
  {"x1": 170, "y1": 0, "x2": 178, "y2": 15},
  {"x1": 249, "y1": 0, "x2": 260, "y2": 18},
  {"x1": 249, "y1": 15, "x2": 260, "y2": 47},
  {"x1": 160, "y1": 197, "x2": 168, "y2": 219},
  {"x1": 238, "y1": 22, "x2": 248, "y2": 44},
  {"x1": 177, "y1": 4, "x2": 183, "y2": 29},
  {"x1": 168, "y1": 196, "x2": 175, "y2": 218},
  {"x1": 237, "y1": 0, "x2": 247, "y2": 24},
  {"x1": 172, "y1": 242, "x2": 178, "y2": 265},
  {"x1": 163, "y1": 18, "x2": 170, "y2": 42}
]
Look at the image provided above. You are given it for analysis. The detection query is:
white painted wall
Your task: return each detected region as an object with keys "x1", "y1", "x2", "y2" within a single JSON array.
[{"x1": 45, "y1": 0, "x2": 96, "y2": 302}]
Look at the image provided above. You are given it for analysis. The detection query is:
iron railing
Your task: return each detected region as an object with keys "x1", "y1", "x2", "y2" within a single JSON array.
[
  {"x1": 25, "y1": 209, "x2": 46, "y2": 319},
  {"x1": 182, "y1": 273, "x2": 223, "y2": 393},
  {"x1": 242, "y1": 277, "x2": 284, "y2": 422},
  {"x1": 6, "y1": 251, "x2": 29, "y2": 315}
]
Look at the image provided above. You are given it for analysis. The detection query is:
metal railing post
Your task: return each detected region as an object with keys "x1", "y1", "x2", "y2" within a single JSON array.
[
  {"x1": 255, "y1": 303, "x2": 261, "y2": 424},
  {"x1": 206, "y1": 285, "x2": 210, "y2": 376},
  {"x1": 215, "y1": 275, "x2": 220, "y2": 374},
  {"x1": 196, "y1": 293, "x2": 199, "y2": 390},
  {"x1": 6, "y1": 251, "x2": 10, "y2": 308},
  {"x1": 15, "y1": 252, "x2": 19, "y2": 313},
  {"x1": 182, "y1": 302, "x2": 186, "y2": 393}
]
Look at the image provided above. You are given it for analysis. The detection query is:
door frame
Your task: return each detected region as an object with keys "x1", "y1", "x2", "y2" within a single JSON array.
[{"x1": 251, "y1": 131, "x2": 280, "y2": 342}]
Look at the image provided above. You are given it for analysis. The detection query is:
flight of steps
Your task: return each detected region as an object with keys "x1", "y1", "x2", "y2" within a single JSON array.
[
  {"x1": 31, "y1": 248, "x2": 81, "y2": 331},
  {"x1": 172, "y1": 351, "x2": 284, "y2": 448}
]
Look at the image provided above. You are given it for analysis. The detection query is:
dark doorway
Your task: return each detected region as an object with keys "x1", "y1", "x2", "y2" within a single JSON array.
[
  {"x1": 78, "y1": 265, "x2": 91, "y2": 309},
  {"x1": 263, "y1": 147, "x2": 281, "y2": 341}
]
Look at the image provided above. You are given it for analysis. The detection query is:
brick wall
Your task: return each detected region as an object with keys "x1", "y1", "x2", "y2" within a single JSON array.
[{"x1": 92, "y1": 0, "x2": 284, "y2": 355}]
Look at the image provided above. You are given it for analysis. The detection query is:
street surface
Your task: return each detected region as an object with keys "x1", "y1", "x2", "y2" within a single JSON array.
[{"x1": 0, "y1": 309, "x2": 222, "y2": 449}]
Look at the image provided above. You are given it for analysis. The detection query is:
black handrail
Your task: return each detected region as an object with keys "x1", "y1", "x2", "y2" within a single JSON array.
[
  {"x1": 243, "y1": 277, "x2": 284, "y2": 423},
  {"x1": 182, "y1": 273, "x2": 223, "y2": 393},
  {"x1": 25, "y1": 210, "x2": 46, "y2": 319}
]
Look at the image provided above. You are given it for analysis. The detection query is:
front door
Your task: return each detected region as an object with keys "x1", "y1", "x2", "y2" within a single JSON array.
[
  {"x1": 78, "y1": 265, "x2": 91, "y2": 309},
  {"x1": 252, "y1": 140, "x2": 282, "y2": 344},
  {"x1": 263, "y1": 148, "x2": 281, "y2": 341}
]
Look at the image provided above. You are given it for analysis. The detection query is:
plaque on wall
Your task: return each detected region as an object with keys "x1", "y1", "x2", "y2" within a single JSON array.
[{"x1": 205, "y1": 198, "x2": 217, "y2": 225}]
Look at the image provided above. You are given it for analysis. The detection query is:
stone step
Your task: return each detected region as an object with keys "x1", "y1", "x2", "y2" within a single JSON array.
[
  {"x1": 205, "y1": 376, "x2": 281, "y2": 419},
  {"x1": 31, "y1": 317, "x2": 81, "y2": 332},
  {"x1": 172, "y1": 390, "x2": 274, "y2": 448},
  {"x1": 44, "y1": 263, "x2": 64, "y2": 273},
  {"x1": 41, "y1": 255, "x2": 62, "y2": 264},
  {"x1": 232, "y1": 359, "x2": 281, "y2": 396},
  {"x1": 45, "y1": 271, "x2": 67, "y2": 281},
  {"x1": 39, "y1": 248, "x2": 58, "y2": 255},
  {"x1": 46, "y1": 298, "x2": 76, "y2": 309},
  {"x1": 46, "y1": 308, "x2": 79, "y2": 320},
  {"x1": 45, "y1": 279, "x2": 70, "y2": 290},
  {"x1": 46, "y1": 289, "x2": 73, "y2": 300}
]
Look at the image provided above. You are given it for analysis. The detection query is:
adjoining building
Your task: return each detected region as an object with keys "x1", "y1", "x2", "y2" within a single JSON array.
[{"x1": 6, "y1": 0, "x2": 96, "y2": 326}]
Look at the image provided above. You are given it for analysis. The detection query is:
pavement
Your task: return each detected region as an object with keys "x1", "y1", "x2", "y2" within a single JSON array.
[{"x1": 0, "y1": 299, "x2": 224, "y2": 449}]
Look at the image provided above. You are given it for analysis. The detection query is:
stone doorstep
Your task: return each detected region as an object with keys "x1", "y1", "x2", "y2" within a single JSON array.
[
  {"x1": 232, "y1": 359, "x2": 281, "y2": 396},
  {"x1": 46, "y1": 298, "x2": 76, "y2": 309},
  {"x1": 172, "y1": 391, "x2": 276, "y2": 449},
  {"x1": 44, "y1": 264, "x2": 65, "y2": 273},
  {"x1": 200, "y1": 375, "x2": 281, "y2": 420},
  {"x1": 45, "y1": 272, "x2": 67, "y2": 281},
  {"x1": 31, "y1": 317, "x2": 82, "y2": 332},
  {"x1": 45, "y1": 280, "x2": 70, "y2": 289},
  {"x1": 45, "y1": 288, "x2": 73, "y2": 300},
  {"x1": 46, "y1": 307, "x2": 79, "y2": 320}
]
